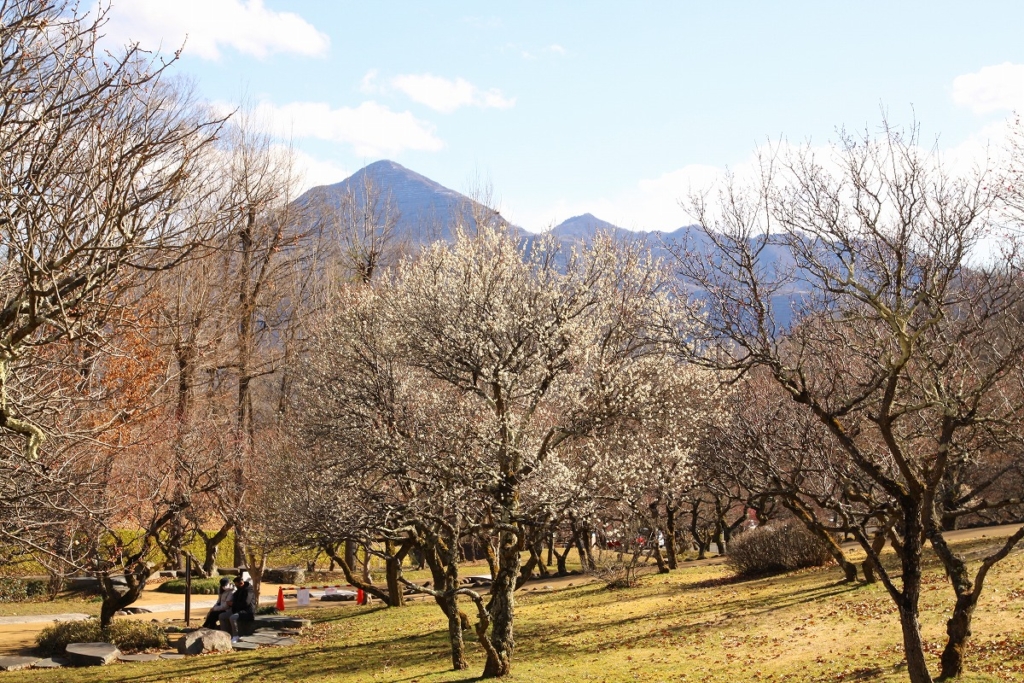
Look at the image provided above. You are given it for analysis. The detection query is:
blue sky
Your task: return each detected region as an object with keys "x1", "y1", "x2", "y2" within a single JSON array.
[{"x1": 99, "y1": 1, "x2": 1024, "y2": 232}]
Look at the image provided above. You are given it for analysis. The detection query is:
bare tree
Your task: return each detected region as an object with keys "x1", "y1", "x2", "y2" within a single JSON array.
[
  {"x1": 0, "y1": 1, "x2": 226, "y2": 607},
  {"x1": 0, "y1": 1, "x2": 221, "y2": 465},
  {"x1": 307, "y1": 171, "x2": 404, "y2": 284},
  {"x1": 215, "y1": 109, "x2": 324, "y2": 568},
  {"x1": 673, "y1": 122, "x2": 1024, "y2": 683}
]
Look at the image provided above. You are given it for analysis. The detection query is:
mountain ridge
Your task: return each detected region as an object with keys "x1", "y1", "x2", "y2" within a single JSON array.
[{"x1": 296, "y1": 160, "x2": 699, "y2": 245}]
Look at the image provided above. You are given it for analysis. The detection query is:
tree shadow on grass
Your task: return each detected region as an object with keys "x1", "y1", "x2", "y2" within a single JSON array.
[{"x1": 52, "y1": 636, "x2": 490, "y2": 683}]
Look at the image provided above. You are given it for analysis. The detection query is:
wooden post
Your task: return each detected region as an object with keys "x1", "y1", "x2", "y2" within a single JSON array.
[{"x1": 184, "y1": 556, "x2": 192, "y2": 627}]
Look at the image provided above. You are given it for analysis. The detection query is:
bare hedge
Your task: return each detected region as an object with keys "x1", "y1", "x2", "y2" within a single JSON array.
[{"x1": 725, "y1": 521, "x2": 833, "y2": 576}]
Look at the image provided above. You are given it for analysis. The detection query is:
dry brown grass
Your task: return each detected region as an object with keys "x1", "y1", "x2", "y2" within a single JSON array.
[{"x1": 0, "y1": 536, "x2": 1021, "y2": 682}]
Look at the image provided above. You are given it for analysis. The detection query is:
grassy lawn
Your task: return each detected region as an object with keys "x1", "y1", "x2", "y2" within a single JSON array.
[{"x1": 1, "y1": 539, "x2": 1022, "y2": 682}]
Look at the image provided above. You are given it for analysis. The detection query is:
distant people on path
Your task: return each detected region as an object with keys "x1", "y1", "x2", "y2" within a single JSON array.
[
  {"x1": 219, "y1": 572, "x2": 255, "y2": 642},
  {"x1": 203, "y1": 577, "x2": 236, "y2": 629}
]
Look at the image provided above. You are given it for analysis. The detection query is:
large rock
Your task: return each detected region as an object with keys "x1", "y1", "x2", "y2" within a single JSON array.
[
  {"x1": 0, "y1": 656, "x2": 39, "y2": 671},
  {"x1": 65, "y1": 642, "x2": 119, "y2": 666},
  {"x1": 178, "y1": 627, "x2": 233, "y2": 655}
]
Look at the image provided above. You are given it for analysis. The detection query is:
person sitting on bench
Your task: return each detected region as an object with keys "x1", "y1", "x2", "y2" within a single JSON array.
[
  {"x1": 203, "y1": 577, "x2": 235, "y2": 629},
  {"x1": 219, "y1": 574, "x2": 255, "y2": 641}
]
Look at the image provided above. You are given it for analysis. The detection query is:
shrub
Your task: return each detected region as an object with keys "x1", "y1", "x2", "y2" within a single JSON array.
[
  {"x1": 587, "y1": 550, "x2": 649, "y2": 589},
  {"x1": 157, "y1": 577, "x2": 222, "y2": 595},
  {"x1": 256, "y1": 605, "x2": 279, "y2": 615},
  {"x1": 726, "y1": 521, "x2": 833, "y2": 576},
  {"x1": 0, "y1": 578, "x2": 49, "y2": 602},
  {"x1": 36, "y1": 619, "x2": 168, "y2": 655}
]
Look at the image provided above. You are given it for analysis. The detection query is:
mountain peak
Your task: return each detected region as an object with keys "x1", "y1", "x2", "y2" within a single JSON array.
[
  {"x1": 298, "y1": 161, "x2": 524, "y2": 243},
  {"x1": 551, "y1": 213, "x2": 624, "y2": 238}
]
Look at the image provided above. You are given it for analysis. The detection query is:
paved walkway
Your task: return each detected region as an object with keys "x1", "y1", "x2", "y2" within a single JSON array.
[
  {"x1": 0, "y1": 588, "x2": 283, "y2": 655},
  {"x1": 0, "y1": 614, "x2": 93, "y2": 626}
]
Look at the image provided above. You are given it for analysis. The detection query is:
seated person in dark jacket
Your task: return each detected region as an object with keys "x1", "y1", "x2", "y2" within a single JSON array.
[{"x1": 218, "y1": 574, "x2": 254, "y2": 640}]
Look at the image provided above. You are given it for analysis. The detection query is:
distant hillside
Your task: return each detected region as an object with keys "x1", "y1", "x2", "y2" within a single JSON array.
[
  {"x1": 295, "y1": 160, "x2": 524, "y2": 244},
  {"x1": 299, "y1": 161, "x2": 807, "y2": 325}
]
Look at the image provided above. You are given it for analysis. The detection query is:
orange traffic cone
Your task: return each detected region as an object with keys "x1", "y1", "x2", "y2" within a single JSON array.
[{"x1": 276, "y1": 586, "x2": 285, "y2": 612}]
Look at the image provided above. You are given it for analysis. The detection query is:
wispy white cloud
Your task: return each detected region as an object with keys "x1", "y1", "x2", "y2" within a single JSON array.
[
  {"x1": 360, "y1": 69, "x2": 380, "y2": 93},
  {"x1": 513, "y1": 164, "x2": 727, "y2": 233},
  {"x1": 291, "y1": 149, "x2": 350, "y2": 190},
  {"x1": 952, "y1": 63, "x2": 1024, "y2": 114},
  {"x1": 390, "y1": 74, "x2": 515, "y2": 113},
  {"x1": 515, "y1": 123, "x2": 1013, "y2": 235},
  {"x1": 254, "y1": 100, "x2": 443, "y2": 157},
  {"x1": 509, "y1": 42, "x2": 567, "y2": 61},
  {"x1": 97, "y1": 0, "x2": 329, "y2": 60}
]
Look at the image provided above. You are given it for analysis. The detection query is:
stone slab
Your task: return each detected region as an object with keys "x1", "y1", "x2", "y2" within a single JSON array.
[
  {"x1": 253, "y1": 616, "x2": 311, "y2": 629},
  {"x1": 33, "y1": 657, "x2": 69, "y2": 669},
  {"x1": 268, "y1": 637, "x2": 297, "y2": 647},
  {"x1": 118, "y1": 653, "x2": 161, "y2": 662},
  {"x1": 0, "y1": 656, "x2": 39, "y2": 672},
  {"x1": 232, "y1": 641, "x2": 259, "y2": 651},
  {"x1": 159, "y1": 653, "x2": 185, "y2": 660},
  {"x1": 66, "y1": 642, "x2": 119, "y2": 666}
]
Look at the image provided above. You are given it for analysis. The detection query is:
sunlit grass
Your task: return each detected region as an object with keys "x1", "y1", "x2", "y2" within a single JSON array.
[{"x1": 1, "y1": 538, "x2": 1022, "y2": 682}]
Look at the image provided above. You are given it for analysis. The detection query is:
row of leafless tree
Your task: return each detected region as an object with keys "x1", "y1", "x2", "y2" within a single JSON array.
[{"x1": 0, "y1": 0, "x2": 402, "y2": 628}]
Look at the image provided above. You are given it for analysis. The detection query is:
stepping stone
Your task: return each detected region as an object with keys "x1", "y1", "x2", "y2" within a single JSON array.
[
  {"x1": 159, "y1": 653, "x2": 185, "y2": 660},
  {"x1": 232, "y1": 641, "x2": 259, "y2": 650},
  {"x1": 66, "y1": 643, "x2": 120, "y2": 666},
  {"x1": 118, "y1": 653, "x2": 160, "y2": 662},
  {"x1": 240, "y1": 635, "x2": 279, "y2": 645},
  {"x1": 0, "y1": 656, "x2": 39, "y2": 671},
  {"x1": 33, "y1": 657, "x2": 69, "y2": 669},
  {"x1": 267, "y1": 637, "x2": 297, "y2": 647},
  {"x1": 254, "y1": 616, "x2": 311, "y2": 629}
]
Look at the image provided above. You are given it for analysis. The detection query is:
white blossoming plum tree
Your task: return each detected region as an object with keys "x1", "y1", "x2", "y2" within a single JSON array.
[{"x1": 289, "y1": 225, "x2": 718, "y2": 677}]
